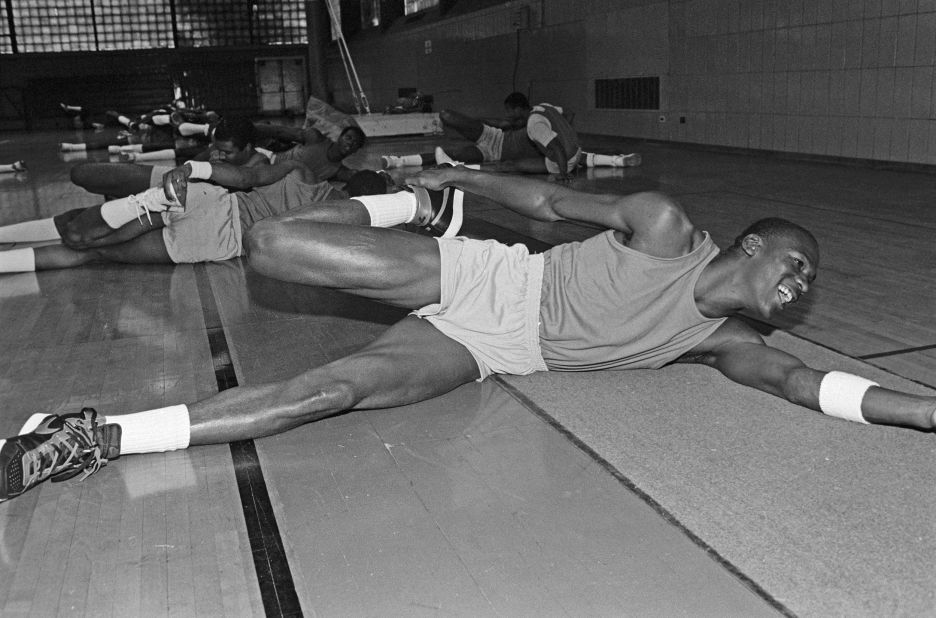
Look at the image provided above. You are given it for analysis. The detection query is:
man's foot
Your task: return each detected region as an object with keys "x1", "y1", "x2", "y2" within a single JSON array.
[
  {"x1": 11, "y1": 161, "x2": 26, "y2": 173},
  {"x1": 617, "y1": 153, "x2": 642, "y2": 167},
  {"x1": 136, "y1": 185, "x2": 184, "y2": 215},
  {"x1": 60, "y1": 142, "x2": 86, "y2": 152},
  {"x1": 0, "y1": 408, "x2": 121, "y2": 502},
  {"x1": 409, "y1": 184, "x2": 464, "y2": 238}
]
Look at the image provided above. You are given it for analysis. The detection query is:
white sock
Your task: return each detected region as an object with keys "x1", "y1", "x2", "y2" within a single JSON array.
[
  {"x1": 133, "y1": 149, "x2": 176, "y2": 162},
  {"x1": 0, "y1": 162, "x2": 20, "y2": 173},
  {"x1": 352, "y1": 192, "x2": 418, "y2": 227},
  {"x1": 151, "y1": 114, "x2": 171, "y2": 125},
  {"x1": 105, "y1": 404, "x2": 191, "y2": 454},
  {"x1": 60, "y1": 142, "x2": 86, "y2": 152},
  {"x1": 118, "y1": 115, "x2": 133, "y2": 127},
  {"x1": 0, "y1": 217, "x2": 59, "y2": 242},
  {"x1": 591, "y1": 153, "x2": 616, "y2": 167},
  {"x1": 178, "y1": 122, "x2": 209, "y2": 137},
  {"x1": 0, "y1": 248, "x2": 36, "y2": 273},
  {"x1": 108, "y1": 144, "x2": 143, "y2": 154},
  {"x1": 589, "y1": 153, "x2": 636, "y2": 167},
  {"x1": 99, "y1": 187, "x2": 172, "y2": 229}
]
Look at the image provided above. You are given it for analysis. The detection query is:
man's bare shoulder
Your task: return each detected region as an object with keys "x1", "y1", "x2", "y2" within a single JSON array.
[{"x1": 617, "y1": 192, "x2": 703, "y2": 256}]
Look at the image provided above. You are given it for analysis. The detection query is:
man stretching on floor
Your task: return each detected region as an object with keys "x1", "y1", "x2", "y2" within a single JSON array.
[
  {"x1": 383, "y1": 92, "x2": 638, "y2": 177},
  {"x1": 68, "y1": 115, "x2": 268, "y2": 199},
  {"x1": 1, "y1": 165, "x2": 934, "y2": 501},
  {"x1": 0, "y1": 155, "x2": 392, "y2": 274},
  {"x1": 254, "y1": 121, "x2": 367, "y2": 184}
]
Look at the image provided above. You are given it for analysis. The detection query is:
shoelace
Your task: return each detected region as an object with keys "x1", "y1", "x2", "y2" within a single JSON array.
[
  {"x1": 127, "y1": 193, "x2": 153, "y2": 226},
  {"x1": 21, "y1": 417, "x2": 102, "y2": 488}
]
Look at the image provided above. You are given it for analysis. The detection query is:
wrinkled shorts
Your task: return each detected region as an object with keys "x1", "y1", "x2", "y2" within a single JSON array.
[
  {"x1": 475, "y1": 124, "x2": 506, "y2": 162},
  {"x1": 413, "y1": 237, "x2": 547, "y2": 380},
  {"x1": 161, "y1": 183, "x2": 242, "y2": 263}
]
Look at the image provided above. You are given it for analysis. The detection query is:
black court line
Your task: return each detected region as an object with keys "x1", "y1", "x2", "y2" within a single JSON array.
[
  {"x1": 493, "y1": 377, "x2": 796, "y2": 618},
  {"x1": 859, "y1": 343, "x2": 936, "y2": 360},
  {"x1": 194, "y1": 263, "x2": 303, "y2": 618}
]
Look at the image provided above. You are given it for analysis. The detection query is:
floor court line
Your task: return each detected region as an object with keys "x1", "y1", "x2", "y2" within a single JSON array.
[
  {"x1": 493, "y1": 375, "x2": 796, "y2": 618},
  {"x1": 194, "y1": 262, "x2": 303, "y2": 617}
]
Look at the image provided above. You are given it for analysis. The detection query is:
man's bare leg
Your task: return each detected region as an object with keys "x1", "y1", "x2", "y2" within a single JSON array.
[
  {"x1": 447, "y1": 145, "x2": 485, "y2": 164},
  {"x1": 479, "y1": 158, "x2": 550, "y2": 174},
  {"x1": 0, "y1": 227, "x2": 171, "y2": 274},
  {"x1": 246, "y1": 214, "x2": 443, "y2": 307},
  {"x1": 33, "y1": 229, "x2": 171, "y2": 270},
  {"x1": 188, "y1": 316, "x2": 480, "y2": 444},
  {"x1": 439, "y1": 109, "x2": 486, "y2": 141},
  {"x1": 70, "y1": 162, "x2": 156, "y2": 197}
]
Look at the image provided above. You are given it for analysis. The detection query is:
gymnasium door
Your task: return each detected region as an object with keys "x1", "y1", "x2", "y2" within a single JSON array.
[{"x1": 256, "y1": 56, "x2": 307, "y2": 115}]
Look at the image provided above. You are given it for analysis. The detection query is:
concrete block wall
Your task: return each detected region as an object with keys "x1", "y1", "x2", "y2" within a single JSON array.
[{"x1": 335, "y1": 0, "x2": 936, "y2": 165}]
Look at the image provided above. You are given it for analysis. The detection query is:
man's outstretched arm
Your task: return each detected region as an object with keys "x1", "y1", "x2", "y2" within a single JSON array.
[
  {"x1": 408, "y1": 166, "x2": 690, "y2": 245},
  {"x1": 686, "y1": 320, "x2": 936, "y2": 430},
  {"x1": 162, "y1": 160, "x2": 310, "y2": 205}
]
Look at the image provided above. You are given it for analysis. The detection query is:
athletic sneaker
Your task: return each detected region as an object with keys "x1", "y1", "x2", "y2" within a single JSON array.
[
  {"x1": 433, "y1": 146, "x2": 458, "y2": 167},
  {"x1": 0, "y1": 408, "x2": 121, "y2": 502},
  {"x1": 409, "y1": 184, "x2": 464, "y2": 238},
  {"x1": 11, "y1": 161, "x2": 26, "y2": 173},
  {"x1": 433, "y1": 147, "x2": 480, "y2": 170}
]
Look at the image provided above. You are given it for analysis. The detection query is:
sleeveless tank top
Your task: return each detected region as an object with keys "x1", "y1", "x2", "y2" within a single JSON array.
[
  {"x1": 272, "y1": 141, "x2": 341, "y2": 181},
  {"x1": 235, "y1": 172, "x2": 345, "y2": 230},
  {"x1": 539, "y1": 230, "x2": 726, "y2": 371}
]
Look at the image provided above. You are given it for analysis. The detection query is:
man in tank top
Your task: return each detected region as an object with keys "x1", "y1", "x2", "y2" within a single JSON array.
[{"x1": 3, "y1": 165, "x2": 934, "y2": 501}]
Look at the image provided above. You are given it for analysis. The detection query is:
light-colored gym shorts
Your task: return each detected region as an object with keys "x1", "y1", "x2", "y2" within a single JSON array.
[
  {"x1": 161, "y1": 183, "x2": 243, "y2": 263},
  {"x1": 475, "y1": 124, "x2": 506, "y2": 162},
  {"x1": 413, "y1": 237, "x2": 548, "y2": 380}
]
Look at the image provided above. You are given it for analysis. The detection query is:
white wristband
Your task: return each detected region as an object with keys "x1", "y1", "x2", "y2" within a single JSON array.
[
  {"x1": 186, "y1": 160, "x2": 212, "y2": 180},
  {"x1": 818, "y1": 371, "x2": 877, "y2": 424}
]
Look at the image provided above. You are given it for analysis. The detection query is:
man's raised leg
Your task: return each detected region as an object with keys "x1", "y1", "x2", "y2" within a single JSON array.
[
  {"x1": 246, "y1": 213, "x2": 444, "y2": 308},
  {"x1": 439, "y1": 109, "x2": 486, "y2": 141},
  {"x1": 70, "y1": 162, "x2": 156, "y2": 197}
]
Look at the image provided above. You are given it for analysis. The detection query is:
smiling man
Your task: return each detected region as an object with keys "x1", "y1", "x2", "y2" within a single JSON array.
[
  {"x1": 254, "y1": 121, "x2": 366, "y2": 184},
  {"x1": 2, "y1": 166, "x2": 934, "y2": 501}
]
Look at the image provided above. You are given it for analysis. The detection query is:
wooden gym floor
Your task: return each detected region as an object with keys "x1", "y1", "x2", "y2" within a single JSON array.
[{"x1": 0, "y1": 127, "x2": 933, "y2": 617}]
